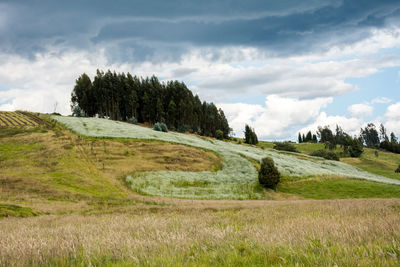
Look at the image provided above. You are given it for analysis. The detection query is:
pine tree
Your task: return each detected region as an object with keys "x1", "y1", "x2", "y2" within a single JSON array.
[{"x1": 306, "y1": 131, "x2": 312, "y2": 142}]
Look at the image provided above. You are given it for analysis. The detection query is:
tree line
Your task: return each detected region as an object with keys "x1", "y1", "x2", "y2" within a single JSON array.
[
  {"x1": 71, "y1": 70, "x2": 231, "y2": 139},
  {"x1": 299, "y1": 122, "x2": 400, "y2": 156}
]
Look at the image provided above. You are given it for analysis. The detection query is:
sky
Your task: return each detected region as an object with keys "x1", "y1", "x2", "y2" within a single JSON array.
[{"x1": 0, "y1": 0, "x2": 400, "y2": 140}]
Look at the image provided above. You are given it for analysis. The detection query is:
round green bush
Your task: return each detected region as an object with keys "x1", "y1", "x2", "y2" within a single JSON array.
[
  {"x1": 153, "y1": 122, "x2": 168, "y2": 132},
  {"x1": 258, "y1": 157, "x2": 280, "y2": 190}
]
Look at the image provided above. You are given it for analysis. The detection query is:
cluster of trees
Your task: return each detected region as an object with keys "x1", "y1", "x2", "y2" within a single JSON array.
[
  {"x1": 316, "y1": 125, "x2": 363, "y2": 157},
  {"x1": 71, "y1": 70, "x2": 231, "y2": 139},
  {"x1": 300, "y1": 123, "x2": 400, "y2": 157},
  {"x1": 244, "y1": 124, "x2": 258, "y2": 145},
  {"x1": 298, "y1": 131, "x2": 317, "y2": 143},
  {"x1": 298, "y1": 126, "x2": 363, "y2": 157},
  {"x1": 362, "y1": 123, "x2": 400, "y2": 154}
]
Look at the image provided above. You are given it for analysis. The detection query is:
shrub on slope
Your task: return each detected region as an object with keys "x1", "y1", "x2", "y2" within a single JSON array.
[{"x1": 258, "y1": 157, "x2": 280, "y2": 190}]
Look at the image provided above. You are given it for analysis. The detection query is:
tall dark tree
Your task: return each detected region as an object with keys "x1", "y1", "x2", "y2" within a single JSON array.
[
  {"x1": 360, "y1": 123, "x2": 380, "y2": 148},
  {"x1": 71, "y1": 73, "x2": 92, "y2": 116},
  {"x1": 71, "y1": 70, "x2": 231, "y2": 139},
  {"x1": 244, "y1": 124, "x2": 258, "y2": 145},
  {"x1": 379, "y1": 123, "x2": 389, "y2": 142},
  {"x1": 305, "y1": 131, "x2": 312, "y2": 142},
  {"x1": 390, "y1": 132, "x2": 398, "y2": 143}
]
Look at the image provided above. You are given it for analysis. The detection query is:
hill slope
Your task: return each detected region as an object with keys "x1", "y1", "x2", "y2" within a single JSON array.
[{"x1": 53, "y1": 116, "x2": 400, "y2": 199}]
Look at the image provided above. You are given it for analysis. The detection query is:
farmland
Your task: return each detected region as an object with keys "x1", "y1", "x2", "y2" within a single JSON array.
[
  {"x1": 0, "y1": 111, "x2": 43, "y2": 127},
  {"x1": 53, "y1": 116, "x2": 400, "y2": 199}
]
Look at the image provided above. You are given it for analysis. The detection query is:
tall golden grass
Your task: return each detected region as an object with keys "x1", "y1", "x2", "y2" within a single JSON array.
[{"x1": 1, "y1": 198, "x2": 399, "y2": 266}]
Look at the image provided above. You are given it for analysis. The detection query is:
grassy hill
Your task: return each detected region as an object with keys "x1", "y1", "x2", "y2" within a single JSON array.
[
  {"x1": 53, "y1": 115, "x2": 400, "y2": 199},
  {"x1": 1, "y1": 112, "x2": 400, "y2": 265}
]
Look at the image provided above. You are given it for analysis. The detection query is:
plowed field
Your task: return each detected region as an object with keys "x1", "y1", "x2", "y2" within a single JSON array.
[{"x1": 0, "y1": 111, "x2": 43, "y2": 127}]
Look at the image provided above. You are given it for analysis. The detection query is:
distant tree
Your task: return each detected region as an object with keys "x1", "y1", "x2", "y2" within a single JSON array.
[
  {"x1": 167, "y1": 100, "x2": 177, "y2": 129},
  {"x1": 390, "y1": 132, "x2": 398, "y2": 143},
  {"x1": 298, "y1": 133, "x2": 302, "y2": 143},
  {"x1": 244, "y1": 124, "x2": 258, "y2": 145},
  {"x1": 348, "y1": 137, "x2": 363, "y2": 157},
  {"x1": 360, "y1": 123, "x2": 380, "y2": 148},
  {"x1": 312, "y1": 134, "x2": 318, "y2": 143},
  {"x1": 379, "y1": 123, "x2": 389, "y2": 142},
  {"x1": 317, "y1": 126, "x2": 335, "y2": 145},
  {"x1": 71, "y1": 73, "x2": 92, "y2": 116},
  {"x1": 335, "y1": 125, "x2": 346, "y2": 146},
  {"x1": 305, "y1": 131, "x2": 312, "y2": 142},
  {"x1": 258, "y1": 157, "x2": 280, "y2": 190}
]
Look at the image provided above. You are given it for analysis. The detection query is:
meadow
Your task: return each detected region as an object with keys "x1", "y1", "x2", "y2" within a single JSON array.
[
  {"x1": 1, "y1": 198, "x2": 399, "y2": 266},
  {"x1": 53, "y1": 116, "x2": 400, "y2": 199}
]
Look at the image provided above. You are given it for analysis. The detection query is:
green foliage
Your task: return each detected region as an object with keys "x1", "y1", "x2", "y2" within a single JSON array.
[
  {"x1": 258, "y1": 157, "x2": 280, "y2": 190},
  {"x1": 348, "y1": 137, "x2": 363, "y2": 157},
  {"x1": 0, "y1": 204, "x2": 39, "y2": 218},
  {"x1": 317, "y1": 126, "x2": 336, "y2": 149},
  {"x1": 298, "y1": 133, "x2": 302, "y2": 143},
  {"x1": 153, "y1": 122, "x2": 168, "y2": 132},
  {"x1": 153, "y1": 123, "x2": 162, "y2": 132},
  {"x1": 71, "y1": 70, "x2": 230, "y2": 139},
  {"x1": 159, "y1": 122, "x2": 168, "y2": 132},
  {"x1": 380, "y1": 132, "x2": 400, "y2": 154},
  {"x1": 244, "y1": 124, "x2": 258, "y2": 145},
  {"x1": 310, "y1": 150, "x2": 339, "y2": 161},
  {"x1": 396, "y1": 164, "x2": 400, "y2": 173},
  {"x1": 72, "y1": 106, "x2": 84, "y2": 117},
  {"x1": 273, "y1": 142, "x2": 298, "y2": 152},
  {"x1": 299, "y1": 131, "x2": 318, "y2": 143},
  {"x1": 127, "y1": 116, "x2": 137, "y2": 123},
  {"x1": 216, "y1": 130, "x2": 223, "y2": 140},
  {"x1": 360, "y1": 123, "x2": 380, "y2": 148}
]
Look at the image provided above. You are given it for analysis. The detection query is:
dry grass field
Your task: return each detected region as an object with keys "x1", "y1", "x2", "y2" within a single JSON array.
[{"x1": 1, "y1": 198, "x2": 399, "y2": 266}]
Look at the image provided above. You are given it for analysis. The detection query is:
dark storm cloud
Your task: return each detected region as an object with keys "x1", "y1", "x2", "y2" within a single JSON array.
[{"x1": 1, "y1": 0, "x2": 400, "y2": 62}]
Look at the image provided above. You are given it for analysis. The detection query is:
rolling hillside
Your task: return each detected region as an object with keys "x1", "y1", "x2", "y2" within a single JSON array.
[
  {"x1": 53, "y1": 116, "x2": 400, "y2": 199},
  {"x1": 1, "y1": 113, "x2": 400, "y2": 266}
]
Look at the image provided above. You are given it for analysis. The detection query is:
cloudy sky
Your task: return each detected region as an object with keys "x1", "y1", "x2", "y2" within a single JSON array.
[{"x1": 1, "y1": 0, "x2": 400, "y2": 140}]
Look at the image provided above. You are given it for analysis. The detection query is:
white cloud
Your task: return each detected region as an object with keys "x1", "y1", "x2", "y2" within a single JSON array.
[
  {"x1": 298, "y1": 112, "x2": 363, "y2": 138},
  {"x1": 0, "y1": 25, "x2": 400, "y2": 141},
  {"x1": 218, "y1": 95, "x2": 332, "y2": 139},
  {"x1": 371, "y1": 97, "x2": 392, "y2": 104},
  {"x1": 348, "y1": 103, "x2": 373, "y2": 118},
  {"x1": 0, "y1": 49, "x2": 139, "y2": 115},
  {"x1": 384, "y1": 102, "x2": 400, "y2": 120},
  {"x1": 384, "y1": 102, "x2": 400, "y2": 136}
]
